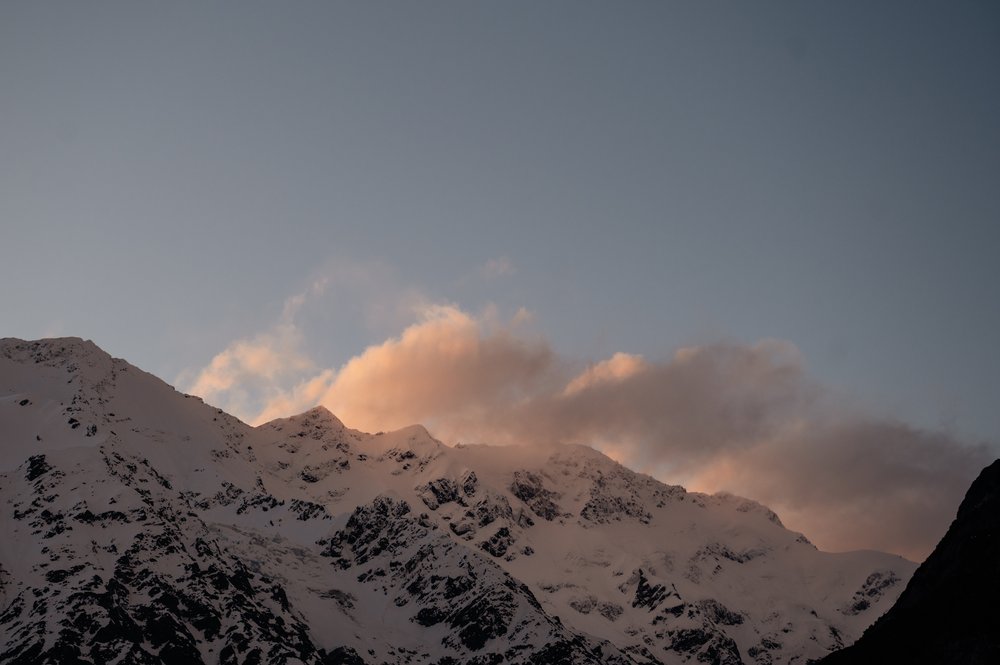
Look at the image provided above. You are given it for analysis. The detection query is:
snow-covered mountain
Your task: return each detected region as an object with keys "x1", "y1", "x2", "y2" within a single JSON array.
[{"x1": 0, "y1": 338, "x2": 916, "y2": 665}]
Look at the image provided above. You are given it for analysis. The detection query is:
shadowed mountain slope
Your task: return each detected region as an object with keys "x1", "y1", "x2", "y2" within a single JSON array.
[{"x1": 820, "y1": 459, "x2": 1000, "y2": 665}]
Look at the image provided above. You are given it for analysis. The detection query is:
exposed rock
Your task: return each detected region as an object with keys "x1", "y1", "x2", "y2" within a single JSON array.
[
  {"x1": 839, "y1": 571, "x2": 901, "y2": 616},
  {"x1": 510, "y1": 471, "x2": 561, "y2": 521},
  {"x1": 417, "y1": 478, "x2": 463, "y2": 511},
  {"x1": 480, "y1": 527, "x2": 514, "y2": 558}
]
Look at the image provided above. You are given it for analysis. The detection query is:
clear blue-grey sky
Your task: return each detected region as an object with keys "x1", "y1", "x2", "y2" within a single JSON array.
[{"x1": 2, "y1": 2, "x2": 999, "y2": 555}]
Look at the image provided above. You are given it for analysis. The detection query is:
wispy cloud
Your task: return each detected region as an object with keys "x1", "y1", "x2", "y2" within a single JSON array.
[
  {"x1": 177, "y1": 258, "x2": 420, "y2": 421},
  {"x1": 182, "y1": 290, "x2": 993, "y2": 560},
  {"x1": 479, "y1": 256, "x2": 516, "y2": 279},
  {"x1": 563, "y1": 352, "x2": 647, "y2": 396},
  {"x1": 183, "y1": 323, "x2": 312, "y2": 421}
]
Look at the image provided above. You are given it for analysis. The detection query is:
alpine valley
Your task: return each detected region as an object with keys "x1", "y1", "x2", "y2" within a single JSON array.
[{"x1": 0, "y1": 338, "x2": 917, "y2": 665}]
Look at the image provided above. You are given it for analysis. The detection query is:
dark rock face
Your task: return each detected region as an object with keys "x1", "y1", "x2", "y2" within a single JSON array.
[
  {"x1": 418, "y1": 479, "x2": 463, "y2": 511},
  {"x1": 839, "y1": 571, "x2": 900, "y2": 616},
  {"x1": 325, "y1": 497, "x2": 634, "y2": 665},
  {"x1": 324, "y1": 495, "x2": 416, "y2": 566},
  {"x1": 25, "y1": 455, "x2": 52, "y2": 482},
  {"x1": 461, "y1": 471, "x2": 479, "y2": 497},
  {"x1": 820, "y1": 458, "x2": 1000, "y2": 665},
  {"x1": 580, "y1": 492, "x2": 651, "y2": 525},
  {"x1": 1, "y1": 450, "x2": 339, "y2": 665},
  {"x1": 628, "y1": 569, "x2": 678, "y2": 613},
  {"x1": 663, "y1": 628, "x2": 743, "y2": 665},
  {"x1": 480, "y1": 527, "x2": 513, "y2": 558},
  {"x1": 696, "y1": 599, "x2": 743, "y2": 627},
  {"x1": 510, "y1": 471, "x2": 561, "y2": 521},
  {"x1": 470, "y1": 494, "x2": 514, "y2": 528}
]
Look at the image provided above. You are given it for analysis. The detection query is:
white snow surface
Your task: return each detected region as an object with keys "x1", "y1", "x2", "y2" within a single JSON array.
[{"x1": 0, "y1": 337, "x2": 915, "y2": 665}]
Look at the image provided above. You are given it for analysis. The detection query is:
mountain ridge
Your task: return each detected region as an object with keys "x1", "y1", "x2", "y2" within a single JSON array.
[{"x1": 1, "y1": 337, "x2": 916, "y2": 664}]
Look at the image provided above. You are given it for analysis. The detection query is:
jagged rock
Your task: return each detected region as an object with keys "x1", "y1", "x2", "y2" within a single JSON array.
[
  {"x1": 25, "y1": 455, "x2": 52, "y2": 482},
  {"x1": 696, "y1": 599, "x2": 743, "y2": 626},
  {"x1": 461, "y1": 471, "x2": 479, "y2": 497},
  {"x1": 470, "y1": 494, "x2": 515, "y2": 528},
  {"x1": 480, "y1": 527, "x2": 514, "y2": 558},
  {"x1": 510, "y1": 471, "x2": 561, "y2": 521},
  {"x1": 839, "y1": 571, "x2": 901, "y2": 616},
  {"x1": 622, "y1": 568, "x2": 680, "y2": 613},
  {"x1": 418, "y1": 478, "x2": 463, "y2": 511}
]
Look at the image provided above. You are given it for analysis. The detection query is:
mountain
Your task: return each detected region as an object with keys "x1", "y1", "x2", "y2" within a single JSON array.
[
  {"x1": 818, "y1": 458, "x2": 1000, "y2": 665},
  {"x1": 0, "y1": 337, "x2": 916, "y2": 665}
]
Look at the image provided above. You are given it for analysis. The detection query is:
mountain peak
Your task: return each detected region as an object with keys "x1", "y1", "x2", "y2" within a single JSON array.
[
  {"x1": 301, "y1": 404, "x2": 344, "y2": 426},
  {"x1": 260, "y1": 404, "x2": 344, "y2": 428},
  {"x1": 1, "y1": 336, "x2": 109, "y2": 364}
]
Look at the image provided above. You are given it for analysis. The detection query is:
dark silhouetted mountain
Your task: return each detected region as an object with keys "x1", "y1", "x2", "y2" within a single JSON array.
[{"x1": 819, "y1": 458, "x2": 1000, "y2": 665}]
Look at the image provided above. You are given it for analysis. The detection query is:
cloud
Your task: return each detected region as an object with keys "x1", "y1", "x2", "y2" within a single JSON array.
[
  {"x1": 183, "y1": 323, "x2": 313, "y2": 419},
  {"x1": 184, "y1": 296, "x2": 994, "y2": 560},
  {"x1": 252, "y1": 368, "x2": 337, "y2": 425},
  {"x1": 316, "y1": 304, "x2": 554, "y2": 435},
  {"x1": 493, "y1": 341, "x2": 988, "y2": 560},
  {"x1": 563, "y1": 352, "x2": 647, "y2": 396},
  {"x1": 479, "y1": 256, "x2": 516, "y2": 279},
  {"x1": 464, "y1": 340, "x2": 814, "y2": 463},
  {"x1": 674, "y1": 418, "x2": 991, "y2": 559},
  {"x1": 178, "y1": 258, "x2": 433, "y2": 421}
]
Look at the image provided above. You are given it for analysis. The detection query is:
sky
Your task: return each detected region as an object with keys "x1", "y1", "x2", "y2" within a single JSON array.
[{"x1": 2, "y1": 2, "x2": 999, "y2": 559}]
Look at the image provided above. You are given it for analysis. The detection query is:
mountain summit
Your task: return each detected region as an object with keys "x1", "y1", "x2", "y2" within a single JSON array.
[{"x1": 0, "y1": 338, "x2": 915, "y2": 664}]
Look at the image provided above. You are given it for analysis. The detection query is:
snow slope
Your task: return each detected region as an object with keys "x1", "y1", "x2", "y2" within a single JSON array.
[{"x1": 0, "y1": 338, "x2": 916, "y2": 664}]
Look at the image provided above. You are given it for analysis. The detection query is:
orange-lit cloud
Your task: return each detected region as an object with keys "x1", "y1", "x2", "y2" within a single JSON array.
[
  {"x1": 563, "y1": 352, "x2": 647, "y2": 395},
  {"x1": 184, "y1": 300, "x2": 992, "y2": 561},
  {"x1": 317, "y1": 304, "x2": 554, "y2": 435}
]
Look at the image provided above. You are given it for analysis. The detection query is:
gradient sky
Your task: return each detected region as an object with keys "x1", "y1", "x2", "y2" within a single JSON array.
[{"x1": 2, "y1": 2, "x2": 999, "y2": 557}]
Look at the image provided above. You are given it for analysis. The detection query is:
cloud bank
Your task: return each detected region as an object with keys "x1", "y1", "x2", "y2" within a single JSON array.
[{"x1": 183, "y1": 300, "x2": 992, "y2": 560}]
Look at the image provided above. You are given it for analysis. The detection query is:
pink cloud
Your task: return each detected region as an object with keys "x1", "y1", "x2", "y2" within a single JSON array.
[
  {"x1": 317, "y1": 305, "x2": 553, "y2": 434},
  {"x1": 186, "y1": 300, "x2": 993, "y2": 559}
]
